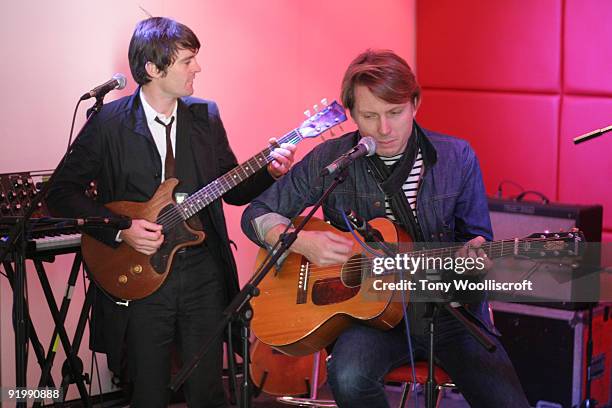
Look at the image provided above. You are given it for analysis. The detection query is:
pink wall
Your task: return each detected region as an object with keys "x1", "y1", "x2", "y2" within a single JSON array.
[
  {"x1": 415, "y1": 0, "x2": 612, "y2": 244},
  {"x1": 2, "y1": 0, "x2": 608, "y2": 400},
  {"x1": 0, "y1": 0, "x2": 415, "y2": 397}
]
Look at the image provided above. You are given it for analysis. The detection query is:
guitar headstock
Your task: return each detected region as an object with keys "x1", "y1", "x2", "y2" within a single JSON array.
[
  {"x1": 298, "y1": 101, "x2": 347, "y2": 139},
  {"x1": 522, "y1": 229, "x2": 586, "y2": 258}
]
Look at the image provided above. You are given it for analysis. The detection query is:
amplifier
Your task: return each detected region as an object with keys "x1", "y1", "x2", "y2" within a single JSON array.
[
  {"x1": 492, "y1": 301, "x2": 612, "y2": 408},
  {"x1": 487, "y1": 198, "x2": 603, "y2": 310},
  {"x1": 488, "y1": 197, "x2": 603, "y2": 243}
]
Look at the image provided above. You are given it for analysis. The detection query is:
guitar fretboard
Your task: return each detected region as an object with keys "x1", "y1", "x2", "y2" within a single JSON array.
[
  {"x1": 391, "y1": 234, "x2": 579, "y2": 263},
  {"x1": 159, "y1": 129, "x2": 303, "y2": 230}
]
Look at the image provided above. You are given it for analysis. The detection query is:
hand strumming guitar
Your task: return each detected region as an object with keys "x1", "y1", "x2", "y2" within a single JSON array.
[
  {"x1": 265, "y1": 225, "x2": 353, "y2": 266},
  {"x1": 119, "y1": 219, "x2": 164, "y2": 255}
]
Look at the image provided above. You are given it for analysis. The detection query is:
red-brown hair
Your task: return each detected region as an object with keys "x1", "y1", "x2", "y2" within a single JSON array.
[{"x1": 341, "y1": 49, "x2": 421, "y2": 111}]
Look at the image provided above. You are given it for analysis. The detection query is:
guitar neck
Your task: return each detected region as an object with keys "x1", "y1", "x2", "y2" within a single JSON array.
[
  {"x1": 177, "y1": 129, "x2": 303, "y2": 220},
  {"x1": 402, "y1": 235, "x2": 574, "y2": 261}
]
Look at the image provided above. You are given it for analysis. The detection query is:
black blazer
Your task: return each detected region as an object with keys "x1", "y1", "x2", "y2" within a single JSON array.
[{"x1": 46, "y1": 88, "x2": 275, "y2": 372}]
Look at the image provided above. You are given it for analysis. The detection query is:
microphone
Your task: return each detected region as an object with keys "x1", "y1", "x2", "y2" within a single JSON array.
[
  {"x1": 573, "y1": 125, "x2": 612, "y2": 144},
  {"x1": 320, "y1": 136, "x2": 377, "y2": 176},
  {"x1": 80, "y1": 73, "x2": 127, "y2": 101},
  {"x1": 76, "y1": 216, "x2": 132, "y2": 230}
]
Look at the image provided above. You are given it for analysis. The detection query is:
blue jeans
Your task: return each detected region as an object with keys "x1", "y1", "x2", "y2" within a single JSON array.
[{"x1": 327, "y1": 307, "x2": 529, "y2": 408}]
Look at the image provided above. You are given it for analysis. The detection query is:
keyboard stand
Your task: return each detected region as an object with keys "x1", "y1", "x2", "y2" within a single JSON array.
[
  {"x1": 31, "y1": 252, "x2": 92, "y2": 407},
  {"x1": 2, "y1": 260, "x2": 58, "y2": 390},
  {"x1": 3, "y1": 250, "x2": 92, "y2": 407},
  {"x1": 32, "y1": 252, "x2": 94, "y2": 408}
]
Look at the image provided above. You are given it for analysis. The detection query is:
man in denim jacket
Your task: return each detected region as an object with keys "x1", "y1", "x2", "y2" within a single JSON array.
[{"x1": 241, "y1": 50, "x2": 528, "y2": 408}]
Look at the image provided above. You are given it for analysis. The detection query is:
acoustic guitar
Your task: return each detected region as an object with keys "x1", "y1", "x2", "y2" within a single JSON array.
[
  {"x1": 81, "y1": 101, "x2": 347, "y2": 300},
  {"x1": 250, "y1": 217, "x2": 584, "y2": 356},
  {"x1": 250, "y1": 338, "x2": 328, "y2": 396}
]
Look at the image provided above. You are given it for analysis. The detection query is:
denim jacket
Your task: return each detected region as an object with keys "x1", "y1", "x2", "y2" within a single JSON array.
[{"x1": 241, "y1": 127, "x2": 498, "y2": 335}]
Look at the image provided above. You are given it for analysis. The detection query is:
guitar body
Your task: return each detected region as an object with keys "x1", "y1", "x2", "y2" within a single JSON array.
[
  {"x1": 78, "y1": 101, "x2": 348, "y2": 301},
  {"x1": 250, "y1": 338, "x2": 328, "y2": 396},
  {"x1": 81, "y1": 179, "x2": 205, "y2": 300},
  {"x1": 251, "y1": 217, "x2": 409, "y2": 356}
]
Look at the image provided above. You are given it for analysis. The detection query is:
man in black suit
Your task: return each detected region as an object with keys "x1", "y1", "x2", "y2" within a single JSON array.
[{"x1": 47, "y1": 17, "x2": 295, "y2": 407}]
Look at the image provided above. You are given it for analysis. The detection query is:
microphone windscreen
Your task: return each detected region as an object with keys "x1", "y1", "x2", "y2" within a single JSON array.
[
  {"x1": 113, "y1": 73, "x2": 127, "y2": 90},
  {"x1": 360, "y1": 136, "x2": 377, "y2": 156}
]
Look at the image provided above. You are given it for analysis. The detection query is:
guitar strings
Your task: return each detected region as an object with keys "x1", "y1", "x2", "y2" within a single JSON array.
[
  {"x1": 155, "y1": 131, "x2": 303, "y2": 229},
  {"x1": 155, "y1": 103, "x2": 345, "y2": 228},
  {"x1": 304, "y1": 243, "x2": 577, "y2": 280},
  {"x1": 156, "y1": 131, "x2": 302, "y2": 227},
  {"x1": 301, "y1": 236, "x2": 577, "y2": 278},
  {"x1": 304, "y1": 238, "x2": 561, "y2": 271},
  {"x1": 156, "y1": 132, "x2": 301, "y2": 227}
]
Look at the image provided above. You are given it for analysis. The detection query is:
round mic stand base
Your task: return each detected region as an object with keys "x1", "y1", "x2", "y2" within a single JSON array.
[{"x1": 277, "y1": 397, "x2": 337, "y2": 407}]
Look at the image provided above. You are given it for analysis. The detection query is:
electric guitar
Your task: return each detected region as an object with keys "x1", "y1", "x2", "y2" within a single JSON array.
[
  {"x1": 250, "y1": 217, "x2": 584, "y2": 356},
  {"x1": 81, "y1": 101, "x2": 347, "y2": 300}
]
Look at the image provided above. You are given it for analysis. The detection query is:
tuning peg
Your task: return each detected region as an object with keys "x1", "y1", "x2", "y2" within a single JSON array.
[
  {"x1": 320, "y1": 133, "x2": 327, "y2": 141},
  {"x1": 313, "y1": 104, "x2": 319, "y2": 112},
  {"x1": 339, "y1": 124, "x2": 344, "y2": 132},
  {"x1": 321, "y1": 98, "x2": 328, "y2": 106},
  {"x1": 304, "y1": 110, "x2": 311, "y2": 118},
  {"x1": 329, "y1": 129, "x2": 336, "y2": 137}
]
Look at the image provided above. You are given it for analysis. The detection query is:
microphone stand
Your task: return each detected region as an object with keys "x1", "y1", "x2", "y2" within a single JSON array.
[
  {"x1": 0, "y1": 95, "x2": 105, "y2": 263},
  {"x1": 573, "y1": 125, "x2": 611, "y2": 144},
  {"x1": 171, "y1": 170, "x2": 350, "y2": 408},
  {"x1": 345, "y1": 210, "x2": 496, "y2": 408},
  {"x1": 0, "y1": 96, "x2": 105, "y2": 408},
  {"x1": 571, "y1": 124, "x2": 604, "y2": 407}
]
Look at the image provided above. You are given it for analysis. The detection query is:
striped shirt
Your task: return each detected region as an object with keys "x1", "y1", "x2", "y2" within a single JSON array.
[
  {"x1": 378, "y1": 148, "x2": 423, "y2": 223},
  {"x1": 381, "y1": 148, "x2": 453, "y2": 294}
]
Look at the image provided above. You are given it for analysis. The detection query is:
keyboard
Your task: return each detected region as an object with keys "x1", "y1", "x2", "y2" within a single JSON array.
[
  {"x1": 31, "y1": 232, "x2": 81, "y2": 252},
  {"x1": 1, "y1": 226, "x2": 82, "y2": 258}
]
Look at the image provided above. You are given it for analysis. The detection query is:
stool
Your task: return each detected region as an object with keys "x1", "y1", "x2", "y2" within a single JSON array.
[{"x1": 385, "y1": 361, "x2": 455, "y2": 408}]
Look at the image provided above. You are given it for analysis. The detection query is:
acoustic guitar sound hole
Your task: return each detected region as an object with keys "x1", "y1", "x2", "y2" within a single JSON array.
[{"x1": 311, "y1": 278, "x2": 359, "y2": 306}]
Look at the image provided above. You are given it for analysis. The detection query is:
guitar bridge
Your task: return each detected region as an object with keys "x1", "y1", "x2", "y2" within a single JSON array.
[{"x1": 296, "y1": 258, "x2": 309, "y2": 304}]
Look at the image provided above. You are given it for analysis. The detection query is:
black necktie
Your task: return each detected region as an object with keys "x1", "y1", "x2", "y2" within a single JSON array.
[{"x1": 154, "y1": 116, "x2": 176, "y2": 179}]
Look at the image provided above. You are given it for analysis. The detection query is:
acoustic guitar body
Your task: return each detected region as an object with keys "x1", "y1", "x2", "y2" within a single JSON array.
[
  {"x1": 250, "y1": 339, "x2": 328, "y2": 396},
  {"x1": 251, "y1": 217, "x2": 408, "y2": 356}
]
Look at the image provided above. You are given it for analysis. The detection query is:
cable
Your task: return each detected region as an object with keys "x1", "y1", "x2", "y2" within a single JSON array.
[
  {"x1": 82, "y1": 269, "x2": 104, "y2": 404},
  {"x1": 66, "y1": 99, "x2": 84, "y2": 151},
  {"x1": 400, "y1": 267, "x2": 420, "y2": 408},
  {"x1": 0, "y1": 217, "x2": 40, "y2": 280},
  {"x1": 340, "y1": 211, "x2": 385, "y2": 257},
  {"x1": 495, "y1": 179, "x2": 524, "y2": 199},
  {"x1": 340, "y1": 210, "x2": 419, "y2": 407},
  {"x1": 514, "y1": 190, "x2": 550, "y2": 204}
]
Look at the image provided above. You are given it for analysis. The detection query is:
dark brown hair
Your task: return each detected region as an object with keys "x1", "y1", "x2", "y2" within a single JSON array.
[
  {"x1": 341, "y1": 49, "x2": 421, "y2": 111},
  {"x1": 128, "y1": 17, "x2": 200, "y2": 85}
]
